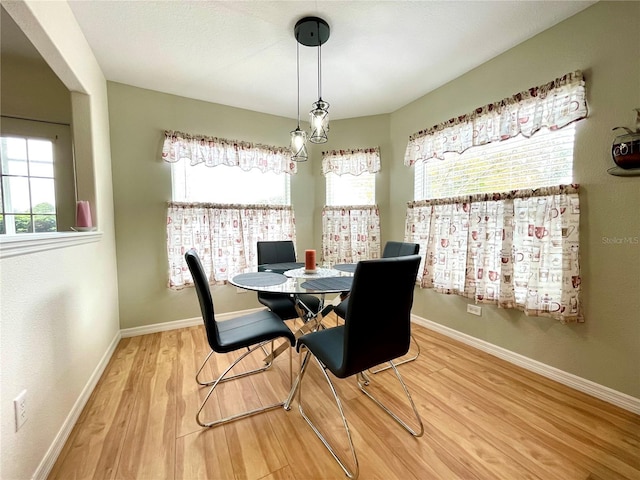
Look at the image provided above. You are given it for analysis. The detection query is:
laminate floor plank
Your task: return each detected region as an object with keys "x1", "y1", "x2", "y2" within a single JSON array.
[
  {"x1": 115, "y1": 331, "x2": 178, "y2": 480},
  {"x1": 438, "y1": 362, "x2": 637, "y2": 480},
  {"x1": 175, "y1": 427, "x2": 235, "y2": 480},
  {"x1": 346, "y1": 393, "x2": 481, "y2": 480},
  {"x1": 48, "y1": 335, "x2": 151, "y2": 480},
  {"x1": 424, "y1": 368, "x2": 591, "y2": 479},
  {"x1": 224, "y1": 412, "x2": 289, "y2": 480},
  {"x1": 175, "y1": 326, "x2": 216, "y2": 439},
  {"x1": 47, "y1": 322, "x2": 640, "y2": 480}
]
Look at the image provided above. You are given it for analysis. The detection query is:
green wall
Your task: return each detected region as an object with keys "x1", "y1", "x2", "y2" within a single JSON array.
[
  {"x1": 107, "y1": 84, "x2": 390, "y2": 329},
  {"x1": 390, "y1": 1, "x2": 640, "y2": 398},
  {"x1": 108, "y1": 1, "x2": 639, "y2": 397}
]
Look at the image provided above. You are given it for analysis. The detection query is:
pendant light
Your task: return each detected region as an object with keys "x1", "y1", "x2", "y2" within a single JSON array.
[
  {"x1": 290, "y1": 40, "x2": 308, "y2": 161},
  {"x1": 295, "y1": 17, "x2": 331, "y2": 145},
  {"x1": 309, "y1": 34, "x2": 329, "y2": 143}
]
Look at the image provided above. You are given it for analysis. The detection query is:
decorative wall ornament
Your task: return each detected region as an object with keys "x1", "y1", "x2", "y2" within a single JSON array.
[{"x1": 610, "y1": 108, "x2": 640, "y2": 173}]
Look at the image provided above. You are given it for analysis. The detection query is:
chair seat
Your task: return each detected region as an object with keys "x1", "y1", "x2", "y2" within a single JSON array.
[
  {"x1": 334, "y1": 298, "x2": 348, "y2": 319},
  {"x1": 298, "y1": 324, "x2": 408, "y2": 379},
  {"x1": 258, "y1": 292, "x2": 321, "y2": 321},
  {"x1": 216, "y1": 309, "x2": 295, "y2": 353},
  {"x1": 297, "y1": 293, "x2": 322, "y2": 314},
  {"x1": 297, "y1": 325, "x2": 345, "y2": 376}
]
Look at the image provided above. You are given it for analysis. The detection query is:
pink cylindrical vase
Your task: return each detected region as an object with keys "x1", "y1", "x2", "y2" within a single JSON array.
[{"x1": 76, "y1": 200, "x2": 93, "y2": 228}]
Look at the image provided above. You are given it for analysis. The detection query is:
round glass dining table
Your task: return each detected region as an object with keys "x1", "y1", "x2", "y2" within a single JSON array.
[{"x1": 230, "y1": 266, "x2": 354, "y2": 296}]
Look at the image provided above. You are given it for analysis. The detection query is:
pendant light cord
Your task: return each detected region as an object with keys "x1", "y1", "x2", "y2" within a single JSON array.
[
  {"x1": 317, "y1": 35, "x2": 322, "y2": 100},
  {"x1": 296, "y1": 41, "x2": 301, "y2": 127}
]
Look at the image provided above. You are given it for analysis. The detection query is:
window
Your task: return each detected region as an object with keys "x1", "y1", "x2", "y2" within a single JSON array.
[
  {"x1": 164, "y1": 130, "x2": 293, "y2": 205},
  {"x1": 414, "y1": 124, "x2": 575, "y2": 200},
  {"x1": 171, "y1": 162, "x2": 290, "y2": 205},
  {"x1": 1, "y1": 136, "x2": 57, "y2": 234},
  {"x1": 163, "y1": 131, "x2": 296, "y2": 288},
  {"x1": 321, "y1": 147, "x2": 381, "y2": 264},
  {"x1": 325, "y1": 171, "x2": 375, "y2": 206},
  {"x1": 404, "y1": 71, "x2": 587, "y2": 322}
]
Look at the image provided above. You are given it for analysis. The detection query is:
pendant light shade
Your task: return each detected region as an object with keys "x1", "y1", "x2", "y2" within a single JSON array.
[
  {"x1": 290, "y1": 126, "x2": 308, "y2": 161},
  {"x1": 309, "y1": 98, "x2": 330, "y2": 143}
]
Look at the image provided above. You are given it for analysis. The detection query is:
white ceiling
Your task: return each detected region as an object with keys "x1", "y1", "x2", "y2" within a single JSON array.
[{"x1": 6, "y1": 1, "x2": 596, "y2": 120}]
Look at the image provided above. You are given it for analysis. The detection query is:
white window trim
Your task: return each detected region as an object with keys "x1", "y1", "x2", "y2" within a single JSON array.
[{"x1": 0, "y1": 231, "x2": 102, "y2": 259}]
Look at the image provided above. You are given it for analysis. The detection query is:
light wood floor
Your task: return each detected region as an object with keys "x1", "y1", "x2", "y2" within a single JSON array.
[{"x1": 49, "y1": 316, "x2": 640, "y2": 480}]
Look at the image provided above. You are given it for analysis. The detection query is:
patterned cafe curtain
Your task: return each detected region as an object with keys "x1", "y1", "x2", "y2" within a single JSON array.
[
  {"x1": 167, "y1": 202, "x2": 296, "y2": 289},
  {"x1": 322, "y1": 206, "x2": 381, "y2": 266},
  {"x1": 405, "y1": 185, "x2": 582, "y2": 323}
]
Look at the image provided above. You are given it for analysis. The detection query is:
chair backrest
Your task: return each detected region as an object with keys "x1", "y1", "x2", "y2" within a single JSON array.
[
  {"x1": 257, "y1": 240, "x2": 297, "y2": 265},
  {"x1": 184, "y1": 249, "x2": 221, "y2": 351},
  {"x1": 382, "y1": 241, "x2": 420, "y2": 258},
  {"x1": 339, "y1": 255, "x2": 421, "y2": 378}
]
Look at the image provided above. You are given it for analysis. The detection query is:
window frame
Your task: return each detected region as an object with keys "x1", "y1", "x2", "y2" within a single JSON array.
[
  {"x1": 414, "y1": 124, "x2": 576, "y2": 201},
  {"x1": 170, "y1": 161, "x2": 291, "y2": 206},
  {"x1": 1, "y1": 135, "x2": 58, "y2": 234},
  {"x1": 325, "y1": 171, "x2": 376, "y2": 207}
]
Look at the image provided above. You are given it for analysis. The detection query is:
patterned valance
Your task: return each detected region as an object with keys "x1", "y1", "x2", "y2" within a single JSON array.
[
  {"x1": 162, "y1": 130, "x2": 297, "y2": 175},
  {"x1": 404, "y1": 71, "x2": 587, "y2": 166},
  {"x1": 322, "y1": 147, "x2": 381, "y2": 176}
]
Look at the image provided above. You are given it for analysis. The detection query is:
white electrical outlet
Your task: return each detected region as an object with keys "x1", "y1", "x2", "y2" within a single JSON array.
[
  {"x1": 14, "y1": 390, "x2": 27, "y2": 431},
  {"x1": 467, "y1": 304, "x2": 482, "y2": 316}
]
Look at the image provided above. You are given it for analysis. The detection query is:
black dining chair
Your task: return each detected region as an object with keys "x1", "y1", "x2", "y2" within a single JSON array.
[
  {"x1": 292, "y1": 255, "x2": 424, "y2": 479},
  {"x1": 256, "y1": 240, "x2": 321, "y2": 321},
  {"x1": 184, "y1": 249, "x2": 296, "y2": 428},
  {"x1": 332, "y1": 241, "x2": 421, "y2": 373}
]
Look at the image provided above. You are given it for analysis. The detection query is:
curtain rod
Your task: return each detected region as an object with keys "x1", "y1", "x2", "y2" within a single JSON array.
[{"x1": 1, "y1": 114, "x2": 70, "y2": 127}]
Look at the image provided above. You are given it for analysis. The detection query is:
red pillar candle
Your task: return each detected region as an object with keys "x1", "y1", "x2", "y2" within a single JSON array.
[{"x1": 305, "y1": 249, "x2": 316, "y2": 272}]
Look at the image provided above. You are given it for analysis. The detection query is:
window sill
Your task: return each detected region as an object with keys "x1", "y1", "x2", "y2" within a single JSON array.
[{"x1": 0, "y1": 231, "x2": 103, "y2": 259}]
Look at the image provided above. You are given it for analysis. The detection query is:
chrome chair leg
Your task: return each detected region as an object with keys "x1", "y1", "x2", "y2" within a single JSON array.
[
  {"x1": 357, "y1": 371, "x2": 370, "y2": 386},
  {"x1": 357, "y1": 360, "x2": 424, "y2": 437},
  {"x1": 259, "y1": 340, "x2": 273, "y2": 357},
  {"x1": 196, "y1": 339, "x2": 292, "y2": 428},
  {"x1": 284, "y1": 346, "x2": 311, "y2": 410},
  {"x1": 196, "y1": 340, "x2": 275, "y2": 386},
  {"x1": 297, "y1": 350, "x2": 359, "y2": 479},
  {"x1": 368, "y1": 334, "x2": 421, "y2": 374}
]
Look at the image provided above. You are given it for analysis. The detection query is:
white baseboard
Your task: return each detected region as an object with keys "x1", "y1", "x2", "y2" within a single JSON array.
[
  {"x1": 119, "y1": 308, "x2": 265, "y2": 338},
  {"x1": 120, "y1": 316, "x2": 202, "y2": 338},
  {"x1": 412, "y1": 315, "x2": 640, "y2": 415},
  {"x1": 32, "y1": 330, "x2": 122, "y2": 480}
]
